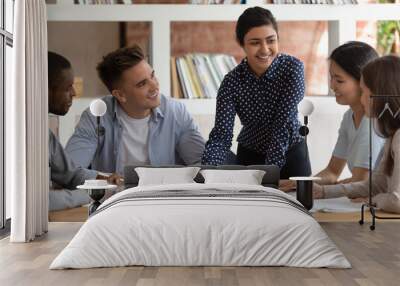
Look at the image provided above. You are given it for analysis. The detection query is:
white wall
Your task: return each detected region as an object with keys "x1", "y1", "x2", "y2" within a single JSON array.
[{"x1": 59, "y1": 96, "x2": 350, "y2": 178}]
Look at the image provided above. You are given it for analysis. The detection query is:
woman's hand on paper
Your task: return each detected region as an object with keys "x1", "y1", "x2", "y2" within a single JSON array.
[
  {"x1": 350, "y1": 197, "x2": 369, "y2": 203},
  {"x1": 313, "y1": 183, "x2": 325, "y2": 199},
  {"x1": 279, "y1": 180, "x2": 296, "y2": 192}
]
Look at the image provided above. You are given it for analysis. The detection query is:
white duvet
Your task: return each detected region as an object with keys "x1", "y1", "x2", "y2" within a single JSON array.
[{"x1": 50, "y1": 183, "x2": 351, "y2": 269}]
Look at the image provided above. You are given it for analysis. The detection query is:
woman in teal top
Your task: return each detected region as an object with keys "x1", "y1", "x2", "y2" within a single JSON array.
[{"x1": 281, "y1": 41, "x2": 385, "y2": 190}]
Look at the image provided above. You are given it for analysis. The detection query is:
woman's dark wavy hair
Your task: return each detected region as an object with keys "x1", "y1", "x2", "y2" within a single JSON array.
[
  {"x1": 362, "y1": 55, "x2": 400, "y2": 176},
  {"x1": 329, "y1": 41, "x2": 378, "y2": 81},
  {"x1": 236, "y1": 6, "x2": 278, "y2": 46}
]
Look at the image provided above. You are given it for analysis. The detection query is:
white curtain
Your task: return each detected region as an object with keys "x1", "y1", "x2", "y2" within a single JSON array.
[{"x1": 8, "y1": 0, "x2": 49, "y2": 242}]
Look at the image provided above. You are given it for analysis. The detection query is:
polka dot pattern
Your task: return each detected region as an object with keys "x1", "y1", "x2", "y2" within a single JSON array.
[{"x1": 202, "y1": 54, "x2": 305, "y2": 168}]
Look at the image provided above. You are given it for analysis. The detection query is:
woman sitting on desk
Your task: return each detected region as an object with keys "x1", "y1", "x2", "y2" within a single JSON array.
[
  {"x1": 281, "y1": 41, "x2": 385, "y2": 191},
  {"x1": 314, "y1": 55, "x2": 400, "y2": 213},
  {"x1": 202, "y1": 6, "x2": 310, "y2": 179}
]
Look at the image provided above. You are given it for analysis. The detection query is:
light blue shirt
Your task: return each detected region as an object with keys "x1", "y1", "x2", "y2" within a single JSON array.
[
  {"x1": 65, "y1": 95, "x2": 205, "y2": 175},
  {"x1": 332, "y1": 109, "x2": 385, "y2": 171}
]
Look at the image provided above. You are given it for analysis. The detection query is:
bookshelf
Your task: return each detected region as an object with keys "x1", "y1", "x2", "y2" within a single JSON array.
[{"x1": 47, "y1": 3, "x2": 400, "y2": 100}]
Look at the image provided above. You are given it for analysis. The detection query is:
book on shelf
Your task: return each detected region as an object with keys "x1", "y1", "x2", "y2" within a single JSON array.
[
  {"x1": 192, "y1": 55, "x2": 217, "y2": 99},
  {"x1": 171, "y1": 53, "x2": 237, "y2": 99},
  {"x1": 73, "y1": 0, "x2": 132, "y2": 4},
  {"x1": 178, "y1": 57, "x2": 195, "y2": 98},
  {"x1": 189, "y1": 0, "x2": 242, "y2": 4},
  {"x1": 170, "y1": 57, "x2": 184, "y2": 99},
  {"x1": 176, "y1": 57, "x2": 195, "y2": 99},
  {"x1": 70, "y1": 0, "x2": 360, "y2": 4},
  {"x1": 73, "y1": 0, "x2": 243, "y2": 3},
  {"x1": 270, "y1": 0, "x2": 358, "y2": 3}
]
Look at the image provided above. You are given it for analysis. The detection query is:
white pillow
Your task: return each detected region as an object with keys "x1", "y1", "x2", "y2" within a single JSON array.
[
  {"x1": 200, "y1": 169, "x2": 266, "y2": 185},
  {"x1": 135, "y1": 167, "x2": 201, "y2": 186}
]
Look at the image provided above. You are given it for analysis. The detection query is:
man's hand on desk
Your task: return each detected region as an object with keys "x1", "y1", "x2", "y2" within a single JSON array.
[{"x1": 96, "y1": 173, "x2": 124, "y2": 186}]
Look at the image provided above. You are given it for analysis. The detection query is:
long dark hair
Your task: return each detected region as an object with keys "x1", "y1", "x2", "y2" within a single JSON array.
[
  {"x1": 362, "y1": 55, "x2": 400, "y2": 176},
  {"x1": 329, "y1": 41, "x2": 378, "y2": 81}
]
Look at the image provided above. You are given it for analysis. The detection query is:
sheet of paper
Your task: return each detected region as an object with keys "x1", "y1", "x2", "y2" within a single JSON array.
[{"x1": 287, "y1": 191, "x2": 363, "y2": 213}]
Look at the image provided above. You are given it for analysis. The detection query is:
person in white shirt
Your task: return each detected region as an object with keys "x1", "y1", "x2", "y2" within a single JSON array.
[
  {"x1": 314, "y1": 55, "x2": 400, "y2": 214},
  {"x1": 280, "y1": 41, "x2": 385, "y2": 191},
  {"x1": 65, "y1": 46, "x2": 205, "y2": 175}
]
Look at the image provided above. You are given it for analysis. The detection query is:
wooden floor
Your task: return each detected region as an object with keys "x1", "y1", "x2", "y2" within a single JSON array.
[
  {"x1": 48, "y1": 205, "x2": 400, "y2": 223},
  {"x1": 1, "y1": 220, "x2": 400, "y2": 286}
]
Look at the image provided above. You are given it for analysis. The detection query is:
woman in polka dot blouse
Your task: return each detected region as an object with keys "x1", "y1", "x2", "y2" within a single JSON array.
[{"x1": 202, "y1": 6, "x2": 311, "y2": 179}]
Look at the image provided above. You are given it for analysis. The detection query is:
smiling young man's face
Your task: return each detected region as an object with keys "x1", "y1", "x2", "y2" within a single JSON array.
[
  {"x1": 242, "y1": 25, "x2": 279, "y2": 77},
  {"x1": 112, "y1": 60, "x2": 160, "y2": 118}
]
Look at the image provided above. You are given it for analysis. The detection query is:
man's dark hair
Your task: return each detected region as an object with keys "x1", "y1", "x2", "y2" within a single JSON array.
[
  {"x1": 329, "y1": 41, "x2": 378, "y2": 81},
  {"x1": 97, "y1": 45, "x2": 145, "y2": 92},
  {"x1": 48, "y1": 51, "x2": 72, "y2": 89},
  {"x1": 236, "y1": 7, "x2": 278, "y2": 46}
]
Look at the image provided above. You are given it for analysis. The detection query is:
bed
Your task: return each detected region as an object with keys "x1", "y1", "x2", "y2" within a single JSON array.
[{"x1": 50, "y1": 165, "x2": 350, "y2": 269}]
